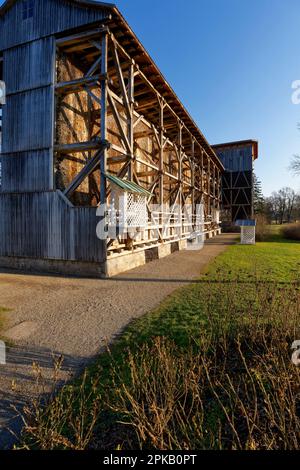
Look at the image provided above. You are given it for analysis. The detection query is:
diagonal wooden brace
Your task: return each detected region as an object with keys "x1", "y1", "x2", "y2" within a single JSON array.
[{"x1": 63, "y1": 140, "x2": 110, "y2": 198}]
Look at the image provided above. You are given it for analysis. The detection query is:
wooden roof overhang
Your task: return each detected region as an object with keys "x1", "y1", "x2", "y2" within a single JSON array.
[
  {"x1": 212, "y1": 140, "x2": 259, "y2": 161},
  {"x1": 0, "y1": 0, "x2": 116, "y2": 15}
]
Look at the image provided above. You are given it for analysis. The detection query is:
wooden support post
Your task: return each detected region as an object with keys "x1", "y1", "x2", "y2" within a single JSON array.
[
  {"x1": 128, "y1": 60, "x2": 135, "y2": 180},
  {"x1": 218, "y1": 169, "x2": 222, "y2": 210},
  {"x1": 191, "y1": 138, "x2": 195, "y2": 222},
  {"x1": 159, "y1": 97, "x2": 165, "y2": 235},
  {"x1": 100, "y1": 32, "x2": 109, "y2": 272},
  {"x1": 178, "y1": 121, "x2": 183, "y2": 238},
  {"x1": 207, "y1": 156, "x2": 211, "y2": 216},
  {"x1": 100, "y1": 32, "x2": 108, "y2": 206},
  {"x1": 200, "y1": 148, "x2": 204, "y2": 195},
  {"x1": 213, "y1": 163, "x2": 216, "y2": 209},
  {"x1": 110, "y1": 36, "x2": 131, "y2": 116}
]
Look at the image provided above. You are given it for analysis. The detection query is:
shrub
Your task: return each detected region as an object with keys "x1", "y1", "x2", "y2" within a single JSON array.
[
  {"x1": 281, "y1": 223, "x2": 300, "y2": 241},
  {"x1": 254, "y1": 214, "x2": 271, "y2": 242},
  {"x1": 109, "y1": 332, "x2": 300, "y2": 450}
]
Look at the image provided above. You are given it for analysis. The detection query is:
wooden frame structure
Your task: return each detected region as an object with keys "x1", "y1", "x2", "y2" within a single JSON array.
[
  {"x1": 212, "y1": 140, "x2": 258, "y2": 223},
  {"x1": 54, "y1": 15, "x2": 223, "y2": 256},
  {"x1": 0, "y1": 0, "x2": 224, "y2": 277}
]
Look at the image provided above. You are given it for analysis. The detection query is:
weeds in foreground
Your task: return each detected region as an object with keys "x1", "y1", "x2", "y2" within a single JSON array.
[
  {"x1": 16, "y1": 281, "x2": 300, "y2": 450},
  {"x1": 108, "y1": 332, "x2": 300, "y2": 450},
  {"x1": 17, "y1": 362, "x2": 101, "y2": 450}
]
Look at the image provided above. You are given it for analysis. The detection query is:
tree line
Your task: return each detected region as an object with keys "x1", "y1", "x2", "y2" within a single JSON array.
[{"x1": 254, "y1": 174, "x2": 300, "y2": 224}]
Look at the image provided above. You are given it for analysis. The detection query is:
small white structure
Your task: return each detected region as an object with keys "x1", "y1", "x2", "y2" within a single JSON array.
[
  {"x1": 236, "y1": 219, "x2": 256, "y2": 245},
  {"x1": 106, "y1": 173, "x2": 150, "y2": 238},
  {"x1": 212, "y1": 207, "x2": 220, "y2": 225},
  {"x1": 0, "y1": 340, "x2": 6, "y2": 365},
  {"x1": 187, "y1": 203, "x2": 205, "y2": 250}
]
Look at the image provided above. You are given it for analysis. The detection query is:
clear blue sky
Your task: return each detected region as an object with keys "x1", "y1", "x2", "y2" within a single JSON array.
[
  {"x1": 2, "y1": 0, "x2": 300, "y2": 196},
  {"x1": 114, "y1": 0, "x2": 300, "y2": 196}
]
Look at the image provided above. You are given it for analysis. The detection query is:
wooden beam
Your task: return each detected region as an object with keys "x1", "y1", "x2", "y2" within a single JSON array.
[
  {"x1": 110, "y1": 37, "x2": 131, "y2": 117},
  {"x1": 100, "y1": 33, "x2": 108, "y2": 208},
  {"x1": 108, "y1": 155, "x2": 130, "y2": 165},
  {"x1": 54, "y1": 140, "x2": 104, "y2": 154},
  {"x1": 56, "y1": 27, "x2": 108, "y2": 46},
  {"x1": 86, "y1": 56, "x2": 102, "y2": 77},
  {"x1": 107, "y1": 90, "x2": 131, "y2": 154},
  {"x1": 55, "y1": 75, "x2": 103, "y2": 95},
  {"x1": 64, "y1": 141, "x2": 110, "y2": 197},
  {"x1": 128, "y1": 60, "x2": 135, "y2": 179}
]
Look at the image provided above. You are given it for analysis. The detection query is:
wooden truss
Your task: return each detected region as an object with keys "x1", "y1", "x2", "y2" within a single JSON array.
[
  {"x1": 54, "y1": 27, "x2": 223, "y2": 253},
  {"x1": 222, "y1": 171, "x2": 253, "y2": 221}
]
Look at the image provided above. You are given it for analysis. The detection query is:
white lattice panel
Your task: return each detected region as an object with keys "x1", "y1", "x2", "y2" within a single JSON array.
[
  {"x1": 195, "y1": 203, "x2": 205, "y2": 232},
  {"x1": 212, "y1": 209, "x2": 220, "y2": 224},
  {"x1": 126, "y1": 192, "x2": 148, "y2": 228},
  {"x1": 110, "y1": 184, "x2": 148, "y2": 232},
  {"x1": 241, "y1": 226, "x2": 256, "y2": 245}
]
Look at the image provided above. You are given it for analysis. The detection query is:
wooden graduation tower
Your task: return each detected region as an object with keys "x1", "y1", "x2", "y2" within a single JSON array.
[{"x1": 0, "y1": 0, "x2": 223, "y2": 276}]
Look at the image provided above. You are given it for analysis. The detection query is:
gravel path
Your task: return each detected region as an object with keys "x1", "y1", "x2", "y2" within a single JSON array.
[{"x1": 0, "y1": 234, "x2": 237, "y2": 448}]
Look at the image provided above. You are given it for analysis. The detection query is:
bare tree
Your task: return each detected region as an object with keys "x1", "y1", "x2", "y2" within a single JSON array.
[
  {"x1": 289, "y1": 155, "x2": 300, "y2": 176},
  {"x1": 266, "y1": 187, "x2": 297, "y2": 224},
  {"x1": 281, "y1": 187, "x2": 296, "y2": 223}
]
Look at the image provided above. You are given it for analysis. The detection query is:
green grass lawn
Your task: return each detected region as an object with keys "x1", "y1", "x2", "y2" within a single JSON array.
[
  {"x1": 20, "y1": 230, "x2": 300, "y2": 450},
  {"x1": 113, "y1": 230, "x2": 300, "y2": 347},
  {"x1": 205, "y1": 233, "x2": 300, "y2": 283}
]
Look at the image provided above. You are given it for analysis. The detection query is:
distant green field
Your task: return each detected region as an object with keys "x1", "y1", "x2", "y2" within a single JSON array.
[
  {"x1": 205, "y1": 233, "x2": 300, "y2": 284},
  {"x1": 115, "y1": 231, "x2": 300, "y2": 347}
]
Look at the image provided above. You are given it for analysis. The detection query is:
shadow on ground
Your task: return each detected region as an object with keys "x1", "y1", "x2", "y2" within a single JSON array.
[{"x1": 0, "y1": 345, "x2": 87, "y2": 449}]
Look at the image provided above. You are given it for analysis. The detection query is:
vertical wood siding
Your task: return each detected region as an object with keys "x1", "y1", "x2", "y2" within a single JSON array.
[
  {"x1": 0, "y1": 0, "x2": 109, "y2": 265},
  {"x1": 3, "y1": 37, "x2": 54, "y2": 94},
  {"x1": 0, "y1": 0, "x2": 110, "y2": 51},
  {"x1": 216, "y1": 145, "x2": 253, "y2": 172},
  {"x1": 2, "y1": 87, "x2": 53, "y2": 153},
  {"x1": 1, "y1": 36, "x2": 55, "y2": 190},
  {"x1": 1, "y1": 150, "x2": 53, "y2": 192},
  {"x1": 0, "y1": 191, "x2": 105, "y2": 262}
]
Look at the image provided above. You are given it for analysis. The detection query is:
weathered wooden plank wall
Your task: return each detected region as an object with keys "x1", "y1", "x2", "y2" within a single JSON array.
[
  {"x1": 0, "y1": 191, "x2": 105, "y2": 262},
  {"x1": 3, "y1": 37, "x2": 54, "y2": 93},
  {"x1": 1, "y1": 150, "x2": 52, "y2": 192},
  {"x1": 2, "y1": 87, "x2": 53, "y2": 153},
  {"x1": 1, "y1": 36, "x2": 55, "y2": 190},
  {"x1": 0, "y1": 0, "x2": 110, "y2": 267},
  {"x1": 216, "y1": 145, "x2": 253, "y2": 172},
  {"x1": 0, "y1": 0, "x2": 110, "y2": 51}
]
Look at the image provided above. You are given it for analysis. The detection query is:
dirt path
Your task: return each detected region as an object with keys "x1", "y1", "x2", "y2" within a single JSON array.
[{"x1": 0, "y1": 234, "x2": 237, "y2": 448}]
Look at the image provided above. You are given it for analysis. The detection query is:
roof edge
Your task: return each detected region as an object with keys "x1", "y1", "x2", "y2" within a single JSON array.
[
  {"x1": 212, "y1": 140, "x2": 259, "y2": 160},
  {"x1": 0, "y1": 0, "x2": 116, "y2": 16}
]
